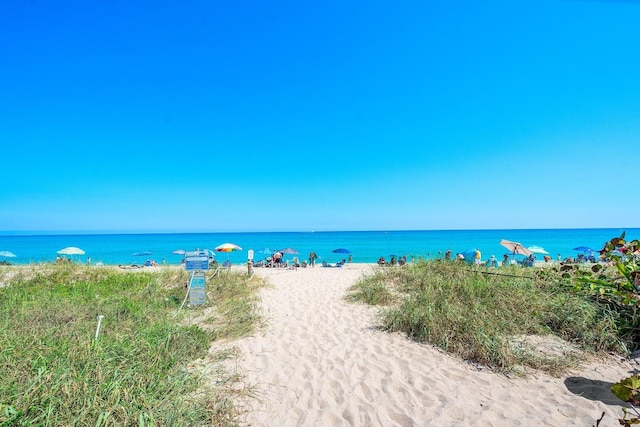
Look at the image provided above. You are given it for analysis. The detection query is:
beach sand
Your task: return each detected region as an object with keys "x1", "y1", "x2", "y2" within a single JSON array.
[{"x1": 217, "y1": 263, "x2": 639, "y2": 426}]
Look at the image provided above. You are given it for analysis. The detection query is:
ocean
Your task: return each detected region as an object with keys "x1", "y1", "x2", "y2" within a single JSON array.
[{"x1": 0, "y1": 228, "x2": 636, "y2": 266}]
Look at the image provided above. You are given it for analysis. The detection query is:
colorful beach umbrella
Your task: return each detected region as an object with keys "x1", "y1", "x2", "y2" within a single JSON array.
[
  {"x1": 57, "y1": 247, "x2": 86, "y2": 256},
  {"x1": 214, "y1": 243, "x2": 242, "y2": 252},
  {"x1": 215, "y1": 243, "x2": 242, "y2": 262}
]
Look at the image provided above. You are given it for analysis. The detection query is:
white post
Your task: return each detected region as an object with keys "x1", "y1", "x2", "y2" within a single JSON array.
[{"x1": 95, "y1": 315, "x2": 104, "y2": 339}]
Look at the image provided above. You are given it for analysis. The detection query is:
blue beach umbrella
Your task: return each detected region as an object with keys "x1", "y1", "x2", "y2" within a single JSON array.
[
  {"x1": 332, "y1": 248, "x2": 351, "y2": 254},
  {"x1": 132, "y1": 251, "x2": 153, "y2": 257},
  {"x1": 0, "y1": 251, "x2": 16, "y2": 264},
  {"x1": 573, "y1": 246, "x2": 598, "y2": 262},
  {"x1": 573, "y1": 246, "x2": 595, "y2": 253},
  {"x1": 461, "y1": 250, "x2": 478, "y2": 264},
  {"x1": 527, "y1": 246, "x2": 549, "y2": 255}
]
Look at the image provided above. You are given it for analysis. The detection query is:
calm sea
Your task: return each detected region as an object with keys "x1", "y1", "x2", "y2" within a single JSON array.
[{"x1": 0, "y1": 228, "x2": 636, "y2": 266}]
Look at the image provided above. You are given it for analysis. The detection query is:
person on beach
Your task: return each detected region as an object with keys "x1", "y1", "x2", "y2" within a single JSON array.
[
  {"x1": 445, "y1": 250, "x2": 451, "y2": 261},
  {"x1": 503, "y1": 254, "x2": 509, "y2": 266},
  {"x1": 488, "y1": 255, "x2": 497, "y2": 268},
  {"x1": 274, "y1": 251, "x2": 283, "y2": 267},
  {"x1": 525, "y1": 254, "x2": 535, "y2": 267},
  {"x1": 309, "y1": 251, "x2": 318, "y2": 267},
  {"x1": 474, "y1": 249, "x2": 482, "y2": 265}
]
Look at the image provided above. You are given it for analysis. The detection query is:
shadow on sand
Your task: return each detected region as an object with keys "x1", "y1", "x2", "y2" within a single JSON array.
[{"x1": 564, "y1": 376, "x2": 630, "y2": 407}]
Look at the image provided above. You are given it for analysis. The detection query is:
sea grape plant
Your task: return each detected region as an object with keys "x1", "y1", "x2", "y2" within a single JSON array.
[{"x1": 571, "y1": 232, "x2": 640, "y2": 424}]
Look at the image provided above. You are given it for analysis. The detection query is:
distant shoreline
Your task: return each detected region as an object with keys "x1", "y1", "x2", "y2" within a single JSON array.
[{"x1": 1, "y1": 228, "x2": 635, "y2": 267}]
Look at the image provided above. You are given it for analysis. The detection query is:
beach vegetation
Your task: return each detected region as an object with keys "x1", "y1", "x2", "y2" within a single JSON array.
[
  {"x1": 568, "y1": 233, "x2": 640, "y2": 348},
  {"x1": 562, "y1": 232, "x2": 640, "y2": 426},
  {"x1": 0, "y1": 264, "x2": 263, "y2": 426},
  {"x1": 344, "y1": 269, "x2": 396, "y2": 305},
  {"x1": 347, "y1": 259, "x2": 625, "y2": 376}
]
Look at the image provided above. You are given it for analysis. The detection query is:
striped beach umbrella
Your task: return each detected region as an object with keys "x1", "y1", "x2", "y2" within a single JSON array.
[
  {"x1": 215, "y1": 243, "x2": 242, "y2": 263},
  {"x1": 214, "y1": 243, "x2": 242, "y2": 252}
]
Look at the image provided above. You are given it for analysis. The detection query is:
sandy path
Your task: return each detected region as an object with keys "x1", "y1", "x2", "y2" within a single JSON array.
[{"x1": 221, "y1": 263, "x2": 638, "y2": 426}]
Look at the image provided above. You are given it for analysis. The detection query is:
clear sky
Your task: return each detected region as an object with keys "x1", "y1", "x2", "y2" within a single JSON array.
[{"x1": 1, "y1": 0, "x2": 639, "y2": 233}]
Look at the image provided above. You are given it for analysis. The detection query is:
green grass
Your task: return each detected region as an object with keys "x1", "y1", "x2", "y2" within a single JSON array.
[
  {"x1": 346, "y1": 260, "x2": 626, "y2": 375},
  {"x1": 0, "y1": 264, "x2": 264, "y2": 426}
]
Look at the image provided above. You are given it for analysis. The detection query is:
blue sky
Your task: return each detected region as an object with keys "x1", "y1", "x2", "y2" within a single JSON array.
[{"x1": 1, "y1": 0, "x2": 639, "y2": 233}]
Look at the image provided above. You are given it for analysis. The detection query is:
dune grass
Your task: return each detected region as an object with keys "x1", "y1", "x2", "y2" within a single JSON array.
[
  {"x1": 346, "y1": 260, "x2": 626, "y2": 375},
  {"x1": 0, "y1": 264, "x2": 263, "y2": 426}
]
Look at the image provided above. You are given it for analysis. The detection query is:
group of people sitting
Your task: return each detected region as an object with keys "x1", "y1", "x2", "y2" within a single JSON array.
[
  {"x1": 322, "y1": 259, "x2": 346, "y2": 268},
  {"x1": 255, "y1": 254, "x2": 306, "y2": 269},
  {"x1": 377, "y1": 255, "x2": 407, "y2": 267},
  {"x1": 561, "y1": 253, "x2": 598, "y2": 264}
]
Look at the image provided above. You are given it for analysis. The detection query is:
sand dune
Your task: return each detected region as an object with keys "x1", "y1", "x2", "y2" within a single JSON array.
[{"x1": 220, "y1": 263, "x2": 638, "y2": 426}]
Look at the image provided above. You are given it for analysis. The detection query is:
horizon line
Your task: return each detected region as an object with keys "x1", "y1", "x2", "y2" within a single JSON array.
[{"x1": 0, "y1": 226, "x2": 636, "y2": 237}]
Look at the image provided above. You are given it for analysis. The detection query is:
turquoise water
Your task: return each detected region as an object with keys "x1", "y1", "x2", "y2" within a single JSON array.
[{"x1": 0, "y1": 228, "x2": 636, "y2": 266}]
